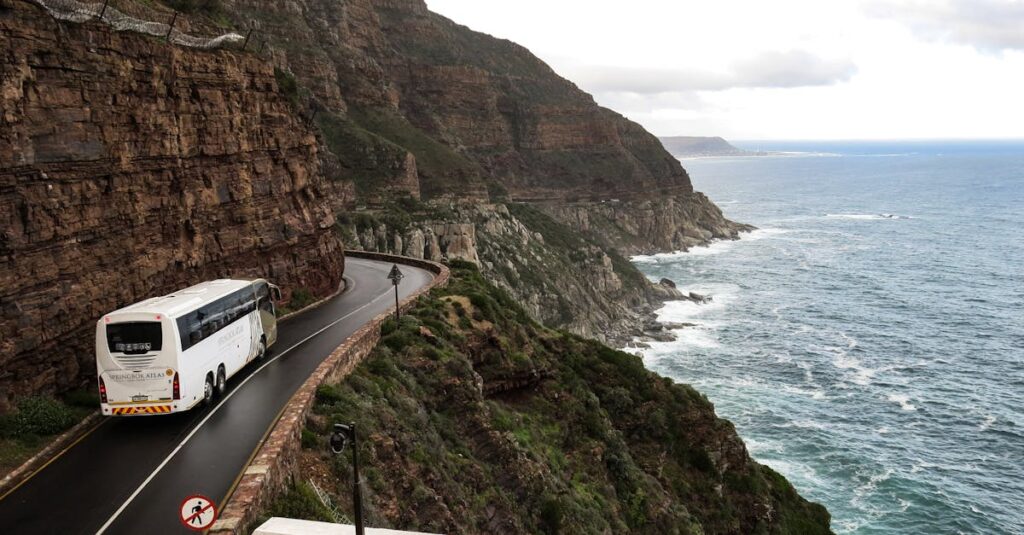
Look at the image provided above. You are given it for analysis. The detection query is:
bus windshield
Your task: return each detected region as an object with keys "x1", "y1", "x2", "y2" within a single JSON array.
[{"x1": 106, "y1": 322, "x2": 162, "y2": 354}]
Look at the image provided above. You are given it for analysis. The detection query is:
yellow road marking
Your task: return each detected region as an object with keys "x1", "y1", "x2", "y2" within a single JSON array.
[{"x1": 219, "y1": 399, "x2": 291, "y2": 509}]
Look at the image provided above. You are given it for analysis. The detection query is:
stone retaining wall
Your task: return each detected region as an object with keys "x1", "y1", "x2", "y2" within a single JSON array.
[{"x1": 209, "y1": 252, "x2": 449, "y2": 534}]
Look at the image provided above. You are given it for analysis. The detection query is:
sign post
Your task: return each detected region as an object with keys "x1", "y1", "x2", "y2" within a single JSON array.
[{"x1": 386, "y1": 264, "x2": 404, "y2": 321}]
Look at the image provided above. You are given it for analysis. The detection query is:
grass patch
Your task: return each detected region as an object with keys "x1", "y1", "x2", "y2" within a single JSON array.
[{"x1": 0, "y1": 396, "x2": 94, "y2": 477}]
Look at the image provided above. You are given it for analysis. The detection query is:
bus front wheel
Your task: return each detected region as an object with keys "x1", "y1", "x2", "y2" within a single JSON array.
[{"x1": 202, "y1": 374, "x2": 214, "y2": 406}]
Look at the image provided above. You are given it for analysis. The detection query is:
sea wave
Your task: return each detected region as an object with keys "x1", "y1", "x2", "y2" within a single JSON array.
[
  {"x1": 887, "y1": 393, "x2": 917, "y2": 412},
  {"x1": 825, "y1": 213, "x2": 912, "y2": 220},
  {"x1": 630, "y1": 228, "x2": 785, "y2": 262}
]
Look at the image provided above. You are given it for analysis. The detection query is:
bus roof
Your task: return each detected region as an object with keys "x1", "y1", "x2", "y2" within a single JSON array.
[{"x1": 104, "y1": 279, "x2": 261, "y2": 320}]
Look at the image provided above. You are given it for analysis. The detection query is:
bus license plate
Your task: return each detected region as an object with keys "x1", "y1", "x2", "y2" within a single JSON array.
[{"x1": 132, "y1": 395, "x2": 148, "y2": 402}]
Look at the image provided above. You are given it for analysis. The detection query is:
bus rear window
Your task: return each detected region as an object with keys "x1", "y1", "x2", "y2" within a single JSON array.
[{"x1": 106, "y1": 322, "x2": 162, "y2": 354}]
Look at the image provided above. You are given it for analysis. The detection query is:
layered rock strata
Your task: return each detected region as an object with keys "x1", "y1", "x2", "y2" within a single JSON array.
[{"x1": 0, "y1": 1, "x2": 344, "y2": 404}]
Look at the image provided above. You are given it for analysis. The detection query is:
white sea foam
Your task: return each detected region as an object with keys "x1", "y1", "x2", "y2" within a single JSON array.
[
  {"x1": 630, "y1": 228, "x2": 785, "y2": 263},
  {"x1": 781, "y1": 418, "x2": 829, "y2": 430},
  {"x1": 979, "y1": 415, "x2": 996, "y2": 431},
  {"x1": 829, "y1": 351, "x2": 877, "y2": 386},
  {"x1": 745, "y1": 437, "x2": 786, "y2": 455},
  {"x1": 825, "y1": 213, "x2": 912, "y2": 220},
  {"x1": 888, "y1": 393, "x2": 917, "y2": 412},
  {"x1": 783, "y1": 385, "x2": 827, "y2": 400}
]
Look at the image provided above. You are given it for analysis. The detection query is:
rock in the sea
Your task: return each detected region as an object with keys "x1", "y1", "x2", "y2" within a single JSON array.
[
  {"x1": 660, "y1": 278, "x2": 677, "y2": 289},
  {"x1": 688, "y1": 292, "x2": 712, "y2": 304}
]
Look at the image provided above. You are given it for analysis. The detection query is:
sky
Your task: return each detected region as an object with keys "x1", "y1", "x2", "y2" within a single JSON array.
[{"x1": 425, "y1": 0, "x2": 1024, "y2": 140}]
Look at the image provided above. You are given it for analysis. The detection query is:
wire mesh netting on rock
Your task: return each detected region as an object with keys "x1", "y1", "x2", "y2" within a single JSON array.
[{"x1": 30, "y1": 0, "x2": 244, "y2": 49}]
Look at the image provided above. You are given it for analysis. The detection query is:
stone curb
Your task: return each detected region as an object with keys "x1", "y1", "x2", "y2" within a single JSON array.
[
  {"x1": 209, "y1": 252, "x2": 449, "y2": 535},
  {"x1": 0, "y1": 411, "x2": 102, "y2": 498}
]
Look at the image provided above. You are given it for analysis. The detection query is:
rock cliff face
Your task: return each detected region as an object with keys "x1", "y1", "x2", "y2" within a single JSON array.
[
  {"x1": 224, "y1": 0, "x2": 745, "y2": 213},
  {"x1": 0, "y1": 1, "x2": 344, "y2": 405}
]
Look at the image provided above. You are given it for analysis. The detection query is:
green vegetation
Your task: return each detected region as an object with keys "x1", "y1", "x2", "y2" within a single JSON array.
[
  {"x1": 315, "y1": 111, "x2": 408, "y2": 196},
  {"x1": 507, "y1": 202, "x2": 649, "y2": 296},
  {"x1": 347, "y1": 107, "x2": 482, "y2": 197},
  {"x1": 162, "y1": 0, "x2": 232, "y2": 28},
  {"x1": 269, "y1": 262, "x2": 832, "y2": 534},
  {"x1": 0, "y1": 393, "x2": 96, "y2": 476},
  {"x1": 260, "y1": 480, "x2": 337, "y2": 524},
  {"x1": 277, "y1": 287, "x2": 315, "y2": 316},
  {"x1": 274, "y1": 67, "x2": 301, "y2": 110}
]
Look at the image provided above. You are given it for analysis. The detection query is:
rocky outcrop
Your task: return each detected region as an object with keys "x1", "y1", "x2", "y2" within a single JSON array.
[
  {"x1": 340, "y1": 203, "x2": 684, "y2": 344},
  {"x1": 0, "y1": 1, "x2": 344, "y2": 405},
  {"x1": 538, "y1": 193, "x2": 755, "y2": 255}
]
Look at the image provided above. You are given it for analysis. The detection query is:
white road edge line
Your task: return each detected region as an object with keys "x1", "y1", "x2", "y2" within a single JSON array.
[{"x1": 94, "y1": 278, "x2": 404, "y2": 535}]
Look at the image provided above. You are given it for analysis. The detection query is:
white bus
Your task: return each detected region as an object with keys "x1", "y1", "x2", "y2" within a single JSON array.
[{"x1": 96, "y1": 279, "x2": 281, "y2": 416}]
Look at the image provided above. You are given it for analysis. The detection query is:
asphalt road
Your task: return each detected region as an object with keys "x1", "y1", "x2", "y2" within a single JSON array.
[{"x1": 0, "y1": 258, "x2": 435, "y2": 534}]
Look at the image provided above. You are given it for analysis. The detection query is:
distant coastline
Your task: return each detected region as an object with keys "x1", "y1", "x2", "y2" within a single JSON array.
[{"x1": 659, "y1": 135, "x2": 770, "y2": 158}]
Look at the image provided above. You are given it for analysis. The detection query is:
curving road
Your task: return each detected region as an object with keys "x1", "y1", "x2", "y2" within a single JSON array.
[{"x1": 0, "y1": 257, "x2": 435, "y2": 534}]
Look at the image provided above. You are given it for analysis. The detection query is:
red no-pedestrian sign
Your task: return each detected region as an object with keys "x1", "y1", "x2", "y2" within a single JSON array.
[{"x1": 179, "y1": 494, "x2": 218, "y2": 531}]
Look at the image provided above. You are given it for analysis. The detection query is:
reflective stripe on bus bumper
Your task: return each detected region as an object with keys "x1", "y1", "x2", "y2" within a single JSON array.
[{"x1": 111, "y1": 405, "x2": 173, "y2": 415}]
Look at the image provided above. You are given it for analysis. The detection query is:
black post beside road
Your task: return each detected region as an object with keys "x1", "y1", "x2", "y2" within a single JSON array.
[
  {"x1": 351, "y1": 423, "x2": 364, "y2": 535},
  {"x1": 97, "y1": 0, "x2": 109, "y2": 21},
  {"x1": 330, "y1": 423, "x2": 365, "y2": 535}
]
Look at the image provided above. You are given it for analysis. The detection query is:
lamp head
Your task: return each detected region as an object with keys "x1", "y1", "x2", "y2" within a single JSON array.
[{"x1": 330, "y1": 423, "x2": 353, "y2": 454}]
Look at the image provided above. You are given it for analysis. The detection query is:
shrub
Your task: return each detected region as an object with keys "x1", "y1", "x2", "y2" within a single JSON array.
[
  {"x1": 264, "y1": 481, "x2": 335, "y2": 523},
  {"x1": 274, "y1": 67, "x2": 301, "y2": 109},
  {"x1": 301, "y1": 429, "x2": 319, "y2": 449},
  {"x1": 289, "y1": 287, "x2": 315, "y2": 310},
  {"x1": 315, "y1": 384, "x2": 347, "y2": 405},
  {"x1": 2, "y1": 397, "x2": 77, "y2": 437},
  {"x1": 539, "y1": 496, "x2": 564, "y2": 534}
]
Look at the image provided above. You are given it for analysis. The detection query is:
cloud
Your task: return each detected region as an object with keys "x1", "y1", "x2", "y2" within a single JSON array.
[
  {"x1": 561, "y1": 50, "x2": 857, "y2": 94},
  {"x1": 867, "y1": 0, "x2": 1024, "y2": 52}
]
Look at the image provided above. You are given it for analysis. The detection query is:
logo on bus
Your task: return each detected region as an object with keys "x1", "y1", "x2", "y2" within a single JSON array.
[
  {"x1": 217, "y1": 323, "x2": 245, "y2": 346},
  {"x1": 108, "y1": 371, "x2": 166, "y2": 382}
]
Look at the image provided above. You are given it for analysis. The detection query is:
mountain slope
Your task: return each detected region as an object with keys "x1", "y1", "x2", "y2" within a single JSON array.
[{"x1": 279, "y1": 262, "x2": 832, "y2": 534}]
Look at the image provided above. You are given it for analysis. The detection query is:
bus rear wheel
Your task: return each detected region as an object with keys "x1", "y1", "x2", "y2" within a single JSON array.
[
  {"x1": 202, "y1": 375, "x2": 214, "y2": 406},
  {"x1": 216, "y1": 367, "x2": 227, "y2": 397}
]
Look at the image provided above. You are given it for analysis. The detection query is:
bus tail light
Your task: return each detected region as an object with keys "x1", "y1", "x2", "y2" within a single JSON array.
[
  {"x1": 99, "y1": 377, "x2": 108, "y2": 404},
  {"x1": 172, "y1": 372, "x2": 180, "y2": 400}
]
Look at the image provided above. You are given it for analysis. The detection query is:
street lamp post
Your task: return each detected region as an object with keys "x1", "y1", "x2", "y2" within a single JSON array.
[{"x1": 330, "y1": 423, "x2": 364, "y2": 535}]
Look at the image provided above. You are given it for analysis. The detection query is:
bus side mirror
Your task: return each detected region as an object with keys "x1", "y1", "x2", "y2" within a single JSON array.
[{"x1": 270, "y1": 285, "x2": 282, "y2": 301}]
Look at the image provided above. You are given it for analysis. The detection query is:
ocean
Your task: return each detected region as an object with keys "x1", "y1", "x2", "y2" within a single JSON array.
[{"x1": 630, "y1": 140, "x2": 1024, "y2": 534}]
